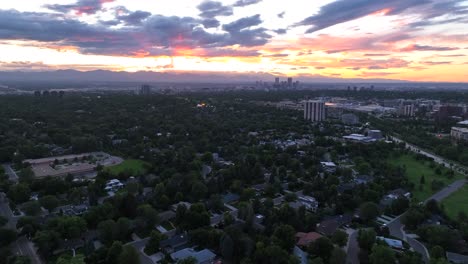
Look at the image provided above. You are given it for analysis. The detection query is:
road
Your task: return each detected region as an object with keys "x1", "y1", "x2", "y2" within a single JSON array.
[
  {"x1": 345, "y1": 230, "x2": 359, "y2": 264},
  {"x1": 0, "y1": 192, "x2": 42, "y2": 264},
  {"x1": 2, "y1": 164, "x2": 19, "y2": 183},
  {"x1": 390, "y1": 136, "x2": 468, "y2": 174},
  {"x1": 381, "y1": 136, "x2": 467, "y2": 263}
]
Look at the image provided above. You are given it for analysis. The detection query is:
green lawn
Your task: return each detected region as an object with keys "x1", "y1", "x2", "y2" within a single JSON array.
[
  {"x1": 442, "y1": 185, "x2": 468, "y2": 220},
  {"x1": 388, "y1": 154, "x2": 463, "y2": 202},
  {"x1": 106, "y1": 159, "x2": 149, "y2": 176}
]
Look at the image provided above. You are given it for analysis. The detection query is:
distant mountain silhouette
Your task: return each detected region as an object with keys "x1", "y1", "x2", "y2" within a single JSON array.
[{"x1": 0, "y1": 69, "x2": 406, "y2": 83}]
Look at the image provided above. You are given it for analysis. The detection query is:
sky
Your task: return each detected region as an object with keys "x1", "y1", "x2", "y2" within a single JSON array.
[{"x1": 0, "y1": 0, "x2": 467, "y2": 82}]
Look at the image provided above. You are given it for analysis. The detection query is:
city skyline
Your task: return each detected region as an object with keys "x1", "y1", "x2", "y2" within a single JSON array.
[{"x1": 0, "y1": 0, "x2": 467, "y2": 82}]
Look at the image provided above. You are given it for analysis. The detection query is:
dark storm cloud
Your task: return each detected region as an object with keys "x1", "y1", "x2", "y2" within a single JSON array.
[
  {"x1": 223, "y1": 14, "x2": 262, "y2": 32},
  {"x1": 400, "y1": 44, "x2": 459, "y2": 52},
  {"x1": 117, "y1": 10, "x2": 151, "y2": 25},
  {"x1": 202, "y1": 18, "x2": 220, "y2": 28},
  {"x1": 44, "y1": 0, "x2": 115, "y2": 15},
  {"x1": 296, "y1": 0, "x2": 431, "y2": 33},
  {"x1": 0, "y1": 10, "x2": 272, "y2": 57},
  {"x1": 221, "y1": 15, "x2": 271, "y2": 46},
  {"x1": 233, "y1": 0, "x2": 262, "y2": 7},
  {"x1": 197, "y1": 1, "x2": 233, "y2": 18}
]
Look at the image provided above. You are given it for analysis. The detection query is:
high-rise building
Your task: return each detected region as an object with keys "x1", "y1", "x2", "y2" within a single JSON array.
[
  {"x1": 403, "y1": 104, "x2": 415, "y2": 117},
  {"x1": 275, "y1": 77, "x2": 280, "y2": 86},
  {"x1": 287, "y1": 77, "x2": 293, "y2": 88},
  {"x1": 140, "y1": 84, "x2": 151, "y2": 95},
  {"x1": 304, "y1": 100, "x2": 326, "y2": 122}
]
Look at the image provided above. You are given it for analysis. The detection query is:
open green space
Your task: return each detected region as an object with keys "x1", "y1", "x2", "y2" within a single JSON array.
[
  {"x1": 106, "y1": 159, "x2": 149, "y2": 176},
  {"x1": 442, "y1": 185, "x2": 468, "y2": 220},
  {"x1": 388, "y1": 154, "x2": 463, "y2": 202}
]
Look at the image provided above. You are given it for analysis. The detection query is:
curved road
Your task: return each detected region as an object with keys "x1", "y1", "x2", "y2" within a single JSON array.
[{"x1": 387, "y1": 136, "x2": 467, "y2": 263}]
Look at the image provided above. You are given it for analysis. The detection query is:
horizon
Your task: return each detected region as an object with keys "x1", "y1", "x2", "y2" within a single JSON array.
[{"x1": 0, "y1": 1, "x2": 467, "y2": 82}]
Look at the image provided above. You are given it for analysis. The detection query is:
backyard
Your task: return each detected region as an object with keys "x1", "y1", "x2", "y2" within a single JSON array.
[
  {"x1": 105, "y1": 159, "x2": 149, "y2": 176},
  {"x1": 389, "y1": 154, "x2": 464, "y2": 202}
]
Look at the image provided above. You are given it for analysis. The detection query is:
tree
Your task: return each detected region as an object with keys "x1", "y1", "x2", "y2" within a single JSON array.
[
  {"x1": 360, "y1": 202, "x2": 380, "y2": 223},
  {"x1": 402, "y1": 207, "x2": 425, "y2": 230},
  {"x1": 390, "y1": 198, "x2": 409, "y2": 215},
  {"x1": 118, "y1": 245, "x2": 140, "y2": 264},
  {"x1": 0, "y1": 216, "x2": 7, "y2": 227},
  {"x1": 357, "y1": 229, "x2": 376, "y2": 251},
  {"x1": 39, "y1": 195, "x2": 59, "y2": 212},
  {"x1": 430, "y1": 245, "x2": 445, "y2": 259},
  {"x1": 369, "y1": 244, "x2": 396, "y2": 264},
  {"x1": 332, "y1": 230, "x2": 349, "y2": 247},
  {"x1": 33, "y1": 230, "x2": 60, "y2": 257},
  {"x1": 220, "y1": 234, "x2": 235, "y2": 260},
  {"x1": 177, "y1": 257, "x2": 197, "y2": 264},
  {"x1": 272, "y1": 224, "x2": 296, "y2": 251},
  {"x1": 420, "y1": 175, "x2": 425, "y2": 185},
  {"x1": 22, "y1": 201, "x2": 41, "y2": 216},
  {"x1": 8, "y1": 183, "x2": 31, "y2": 204},
  {"x1": 98, "y1": 219, "x2": 117, "y2": 244},
  {"x1": 56, "y1": 254, "x2": 85, "y2": 264},
  {"x1": 106, "y1": 241, "x2": 123, "y2": 264},
  {"x1": 0, "y1": 228, "x2": 17, "y2": 247},
  {"x1": 145, "y1": 231, "x2": 167, "y2": 255},
  {"x1": 309, "y1": 237, "x2": 334, "y2": 261},
  {"x1": 49, "y1": 216, "x2": 87, "y2": 239},
  {"x1": 116, "y1": 217, "x2": 132, "y2": 241},
  {"x1": 329, "y1": 248, "x2": 346, "y2": 264},
  {"x1": 136, "y1": 204, "x2": 159, "y2": 231}
]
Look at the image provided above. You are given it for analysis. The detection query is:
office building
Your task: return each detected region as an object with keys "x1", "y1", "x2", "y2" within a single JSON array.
[
  {"x1": 275, "y1": 77, "x2": 280, "y2": 87},
  {"x1": 304, "y1": 100, "x2": 326, "y2": 122},
  {"x1": 139, "y1": 84, "x2": 151, "y2": 95},
  {"x1": 403, "y1": 104, "x2": 415, "y2": 117},
  {"x1": 288, "y1": 77, "x2": 293, "y2": 88}
]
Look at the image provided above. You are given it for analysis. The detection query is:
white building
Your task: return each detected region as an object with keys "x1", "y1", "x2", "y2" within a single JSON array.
[
  {"x1": 401, "y1": 104, "x2": 415, "y2": 117},
  {"x1": 451, "y1": 127, "x2": 468, "y2": 141},
  {"x1": 368, "y1": 130, "x2": 383, "y2": 140},
  {"x1": 304, "y1": 100, "x2": 326, "y2": 122}
]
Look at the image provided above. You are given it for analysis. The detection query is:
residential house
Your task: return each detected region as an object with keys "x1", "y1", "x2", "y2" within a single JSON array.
[
  {"x1": 316, "y1": 214, "x2": 354, "y2": 236},
  {"x1": 295, "y1": 232, "x2": 322, "y2": 248},
  {"x1": 170, "y1": 248, "x2": 216, "y2": 264}
]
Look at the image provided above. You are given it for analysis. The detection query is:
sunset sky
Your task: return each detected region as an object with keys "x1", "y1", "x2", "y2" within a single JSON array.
[{"x1": 0, "y1": 0, "x2": 467, "y2": 82}]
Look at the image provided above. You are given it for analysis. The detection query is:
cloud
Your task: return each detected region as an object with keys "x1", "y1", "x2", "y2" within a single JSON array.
[
  {"x1": 364, "y1": 53, "x2": 391, "y2": 57},
  {"x1": 116, "y1": 10, "x2": 151, "y2": 26},
  {"x1": 44, "y1": 0, "x2": 115, "y2": 15},
  {"x1": 221, "y1": 15, "x2": 271, "y2": 46},
  {"x1": 233, "y1": 0, "x2": 262, "y2": 7},
  {"x1": 202, "y1": 18, "x2": 220, "y2": 28},
  {"x1": 277, "y1": 12, "x2": 285, "y2": 18},
  {"x1": 0, "y1": 9, "x2": 271, "y2": 58},
  {"x1": 223, "y1": 14, "x2": 262, "y2": 32},
  {"x1": 400, "y1": 44, "x2": 459, "y2": 52},
  {"x1": 273, "y1": 29, "x2": 287, "y2": 34},
  {"x1": 420, "y1": 61, "x2": 452, "y2": 65},
  {"x1": 295, "y1": 0, "x2": 430, "y2": 33},
  {"x1": 197, "y1": 1, "x2": 233, "y2": 18}
]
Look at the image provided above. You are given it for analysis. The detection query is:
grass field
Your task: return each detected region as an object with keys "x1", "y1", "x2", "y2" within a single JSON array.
[
  {"x1": 106, "y1": 159, "x2": 149, "y2": 176},
  {"x1": 442, "y1": 185, "x2": 468, "y2": 220},
  {"x1": 388, "y1": 154, "x2": 463, "y2": 202}
]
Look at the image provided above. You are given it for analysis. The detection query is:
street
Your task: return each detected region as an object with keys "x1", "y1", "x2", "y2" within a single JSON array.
[
  {"x1": 387, "y1": 136, "x2": 466, "y2": 263},
  {"x1": 345, "y1": 230, "x2": 359, "y2": 264},
  {"x1": 2, "y1": 164, "x2": 19, "y2": 183},
  {"x1": 0, "y1": 192, "x2": 42, "y2": 264}
]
